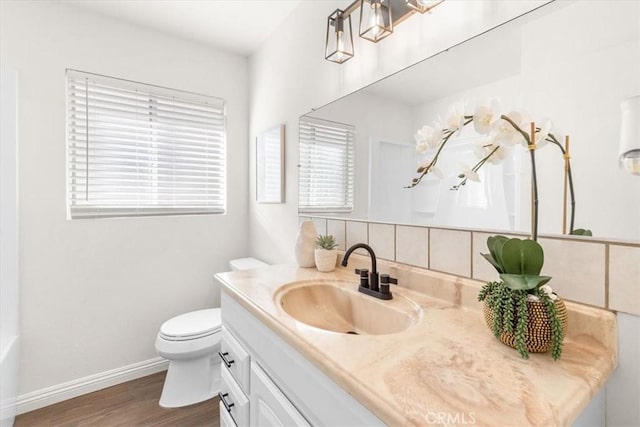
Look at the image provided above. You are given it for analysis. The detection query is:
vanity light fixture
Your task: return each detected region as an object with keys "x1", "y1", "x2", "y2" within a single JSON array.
[
  {"x1": 405, "y1": 0, "x2": 445, "y2": 14},
  {"x1": 325, "y1": 9, "x2": 355, "y2": 64},
  {"x1": 619, "y1": 95, "x2": 640, "y2": 175},
  {"x1": 359, "y1": 0, "x2": 393, "y2": 42},
  {"x1": 324, "y1": 0, "x2": 445, "y2": 63}
]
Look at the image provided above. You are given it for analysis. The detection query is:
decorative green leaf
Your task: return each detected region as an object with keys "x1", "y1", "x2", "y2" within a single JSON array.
[
  {"x1": 521, "y1": 239, "x2": 544, "y2": 275},
  {"x1": 481, "y1": 253, "x2": 504, "y2": 274},
  {"x1": 487, "y1": 235, "x2": 509, "y2": 272},
  {"x1": 500, "y1": 239, "x2": 525, "y2": 274},
  {"x1": 500, "y1": 274, "x2": 552, "y2": 290},
  {"x1": 570, "y1": 228, "x2": 593, "y2": 236},
  {"x1": 487, "y1": 235, "x2": 508, "y2": 262}
]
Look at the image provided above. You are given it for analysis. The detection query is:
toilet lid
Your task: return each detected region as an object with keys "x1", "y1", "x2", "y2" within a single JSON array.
[{"x1": 159, "y1": 308, "x2": 221, "y2": 340}]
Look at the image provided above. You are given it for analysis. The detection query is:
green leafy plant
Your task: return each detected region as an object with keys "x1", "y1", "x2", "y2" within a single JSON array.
[
  {"x1": 570, "y1": 228, "x2": 593, "y2": 236},
  {"x1": 478, "y1": 235, "x2": 564, "y2": 360},
  {"x1": 315, "y1": 234, "x2": 338, "y2": 250}
]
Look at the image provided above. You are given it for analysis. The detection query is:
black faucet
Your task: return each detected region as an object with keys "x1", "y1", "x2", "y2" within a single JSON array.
[{"x1": 341, "y1": 243, "x2": 397, "y2": 300}]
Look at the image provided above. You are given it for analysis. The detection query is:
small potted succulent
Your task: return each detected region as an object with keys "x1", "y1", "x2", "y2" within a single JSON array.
[
  {"x1": 314, "y1": 234, "x2": 339, "y2": 272},
  {"x1": 478, "y1": 235, "x2": 567, "y2": 360}
]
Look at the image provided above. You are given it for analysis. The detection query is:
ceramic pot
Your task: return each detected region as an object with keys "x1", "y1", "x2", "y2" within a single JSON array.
[
  {"x1": 314, "y1": 249, "x2": 337, "y2": 272},
  {"x1": 483, "y1": 296, "x2": 568, "y2": 353},
  {"x1": 295, "y1": 220, "x2": 317, "y2": 267}
]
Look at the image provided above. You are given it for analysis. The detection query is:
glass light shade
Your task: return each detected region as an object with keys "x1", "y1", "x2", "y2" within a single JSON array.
[
  {"x1": 619, "y1": 95, "x2": 640, "y2": 175},
  {"x1": 405, "y1": 0, "x2": 444, "y2": 14},
  {"x1": 359, "y1": 0, "x2": 393, "y2": 43},
  {"x1": 325, "y1": 9, "x2": 354, "y2": 64}
]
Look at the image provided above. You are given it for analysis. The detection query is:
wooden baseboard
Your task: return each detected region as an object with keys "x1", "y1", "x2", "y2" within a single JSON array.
[{"x1": 16, "y1": 357, "x2": 169, "y2": 415}]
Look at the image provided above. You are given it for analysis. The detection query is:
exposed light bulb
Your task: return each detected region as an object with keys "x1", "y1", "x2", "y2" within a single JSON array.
[
  {"x1": 369, "y1": 5, "x2": 383, "y2": 39},
  {"x1": 336, "y1": 30, "x2": 345, "y2": 61},
  {"x1": 620, "y1": 151, "x2": 640, "y2": 175},
  {"x1": 619, "y1": 95, "x2": 640, "y2": 175}
]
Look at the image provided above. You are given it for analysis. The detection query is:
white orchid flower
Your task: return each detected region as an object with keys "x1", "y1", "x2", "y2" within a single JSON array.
[
  {"x1": 459, "y1": 163, "x2": 480, "y2": 182},
  {"x1": 492, "y1": 111, "x2": 526, "y2": 146},
  {"x1": 473, "y1": 101, "x2": 501, "y2": 135},
  {"x1": 414, "y1": 124, "x2": 443, "y2": 150},
  {"x1": 487, "y1": 146, "x2": 510, "y2": 164},
  {"x1": 474, "y1": 140, "x2": 510, "y2": 165},
  {"x1": 416, "y1": 142, "x2": 429, "y2": 153},
  {"x1": 445, "y1": 100, "x2": 467, "y2": 132},
  {"x1": 534, "y1": 118, "x2": 552, "y2": 149}
]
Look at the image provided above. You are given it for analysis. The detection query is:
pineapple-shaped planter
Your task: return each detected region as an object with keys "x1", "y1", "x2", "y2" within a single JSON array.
[
  {"x1": 478, "y1": 236, "x2": 567, "y2": 359},
  {"x1": 483, "y1": 294, "x2": 568, "y2": 354}
]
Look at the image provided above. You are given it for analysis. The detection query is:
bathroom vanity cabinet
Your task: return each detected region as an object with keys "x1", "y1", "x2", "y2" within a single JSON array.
[
  {"x1": 218, "y1": 289, "x2": 382, "y2": 426},
  {"x1": 215, "y1": 263, "x2": 616, "y2": 426}
]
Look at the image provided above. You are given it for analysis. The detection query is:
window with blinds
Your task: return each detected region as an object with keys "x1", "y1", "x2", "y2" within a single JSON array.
[
  {"x1": 66, "y1": 69, "x2": 226, "y2": 219},
  {"x1": 298, "y1": 117, "x2": 354, "y2": 213}
]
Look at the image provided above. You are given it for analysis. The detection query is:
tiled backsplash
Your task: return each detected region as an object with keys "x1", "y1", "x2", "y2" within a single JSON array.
[{"x1": 302, "y1": 216, "x2": 640, "y2": 316}]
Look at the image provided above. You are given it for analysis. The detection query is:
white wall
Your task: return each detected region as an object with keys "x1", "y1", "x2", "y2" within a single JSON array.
[
  {"x1": 0, "y1": 67, "x2": 19, "y2": 427},
  {"x1": 0, "y1": 1, "x2": 250, "y2": 396}
]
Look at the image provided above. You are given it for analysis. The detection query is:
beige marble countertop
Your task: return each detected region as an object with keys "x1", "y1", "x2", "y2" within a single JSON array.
[{"x1": 216, "y1": 257, "x2": 617, "y2": 427}]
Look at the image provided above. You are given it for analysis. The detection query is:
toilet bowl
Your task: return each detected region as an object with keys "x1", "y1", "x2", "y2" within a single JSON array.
[{"x1": 155, "y1": 257, "x2": 268, "y2": 408}]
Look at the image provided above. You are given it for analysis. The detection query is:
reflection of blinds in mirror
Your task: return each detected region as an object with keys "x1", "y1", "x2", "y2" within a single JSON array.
[
  {"x1": 299, "y1": 117, "x2": 354, "y2": 213},
  {"x1": 66, "y1": 69, "x2": 226, "y2": 219}
]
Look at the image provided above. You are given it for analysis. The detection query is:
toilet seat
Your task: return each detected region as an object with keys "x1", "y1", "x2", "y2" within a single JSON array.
[{"x1": 159, "y1": 308, "x2": 221, "y2": 341}]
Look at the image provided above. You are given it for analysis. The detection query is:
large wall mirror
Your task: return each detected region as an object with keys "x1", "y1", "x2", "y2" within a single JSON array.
[{"x1": 299, "y1": 0, "x2": 640, "y2": 243}]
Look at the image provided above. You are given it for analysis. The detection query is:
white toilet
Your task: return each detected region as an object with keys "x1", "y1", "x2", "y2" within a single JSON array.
[{"x1": 155, "y1": 257, "x2": 268, "y2": 408}]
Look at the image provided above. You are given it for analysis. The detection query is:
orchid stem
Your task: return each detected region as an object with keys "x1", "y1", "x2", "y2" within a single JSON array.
[
  {"x1": 406, "y1": 118, "x2": 473, "y2": 188},
  {"x1": 546, "y1": 134, "x2": 576, "y2": 233},
  {"x1": 529, "y1": 122, "x2": 539, "y2": 241},
  {"x1": 451, "y1": 146, "x2": 499, "y2": 190}
]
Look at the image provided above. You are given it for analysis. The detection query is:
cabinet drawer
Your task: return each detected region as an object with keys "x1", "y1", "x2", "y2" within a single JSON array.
[
  {"x1": 220, "y1": 366, "x2": 249, "y2": 427},
  {"x1": 220, "y1": 401, "x2": 237, "y2": 427},
  {"x1": 220, "y1": 326, "x2": 251, "y2": 392}
]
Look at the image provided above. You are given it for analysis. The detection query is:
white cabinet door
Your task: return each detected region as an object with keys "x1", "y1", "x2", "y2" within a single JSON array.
[{"x1": 250, "y1": 362, "x2": 310, "y2": 427}]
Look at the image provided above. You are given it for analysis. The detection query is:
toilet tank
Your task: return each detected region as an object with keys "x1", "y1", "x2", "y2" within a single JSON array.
[{"x1": 229, "y1": 257, "x2": 268, "y2": 271}]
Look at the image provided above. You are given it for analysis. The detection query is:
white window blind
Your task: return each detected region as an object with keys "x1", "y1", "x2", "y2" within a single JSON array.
[
  {"x1": 298, "y1": 117, "x2": 354, "y2": 213},
  {"x1": 66, "y1": 69, "x2": 226, "y2": 219}
]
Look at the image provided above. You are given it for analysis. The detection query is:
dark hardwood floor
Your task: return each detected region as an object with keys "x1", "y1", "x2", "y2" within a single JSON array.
[{"x1": 15, "y1": 371, "x2": 219, "y2": 427}]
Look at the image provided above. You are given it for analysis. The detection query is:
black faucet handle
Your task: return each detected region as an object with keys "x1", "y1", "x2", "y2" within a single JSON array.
[
  {"x1": 355, "y1": 268, "x2": 370, "y2": 288},
  {"x1": 355, "y1": 268, "x2": 369, "y2": 277},
  {"x1": 380, "y1": 274, "x2": 398, "y2": 285}
]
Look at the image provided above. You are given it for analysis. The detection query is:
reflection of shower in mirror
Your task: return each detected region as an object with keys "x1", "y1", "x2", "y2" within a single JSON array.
[{"x1": 369, "y1": 131, "x2": 520, "y2": 230}]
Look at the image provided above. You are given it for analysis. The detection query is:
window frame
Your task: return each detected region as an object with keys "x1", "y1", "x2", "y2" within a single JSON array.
[{"x1": 65, "y1": 69, "x2": 226, "y2": 219}]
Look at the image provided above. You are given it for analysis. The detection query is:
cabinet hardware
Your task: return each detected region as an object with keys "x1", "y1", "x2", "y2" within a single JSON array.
[
  {"x1": 218, "y1": 392, "x2": 235, "y2": 413},
  {"x1": 219, "y1": 351, "x2": 235, "y2": 368}
]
